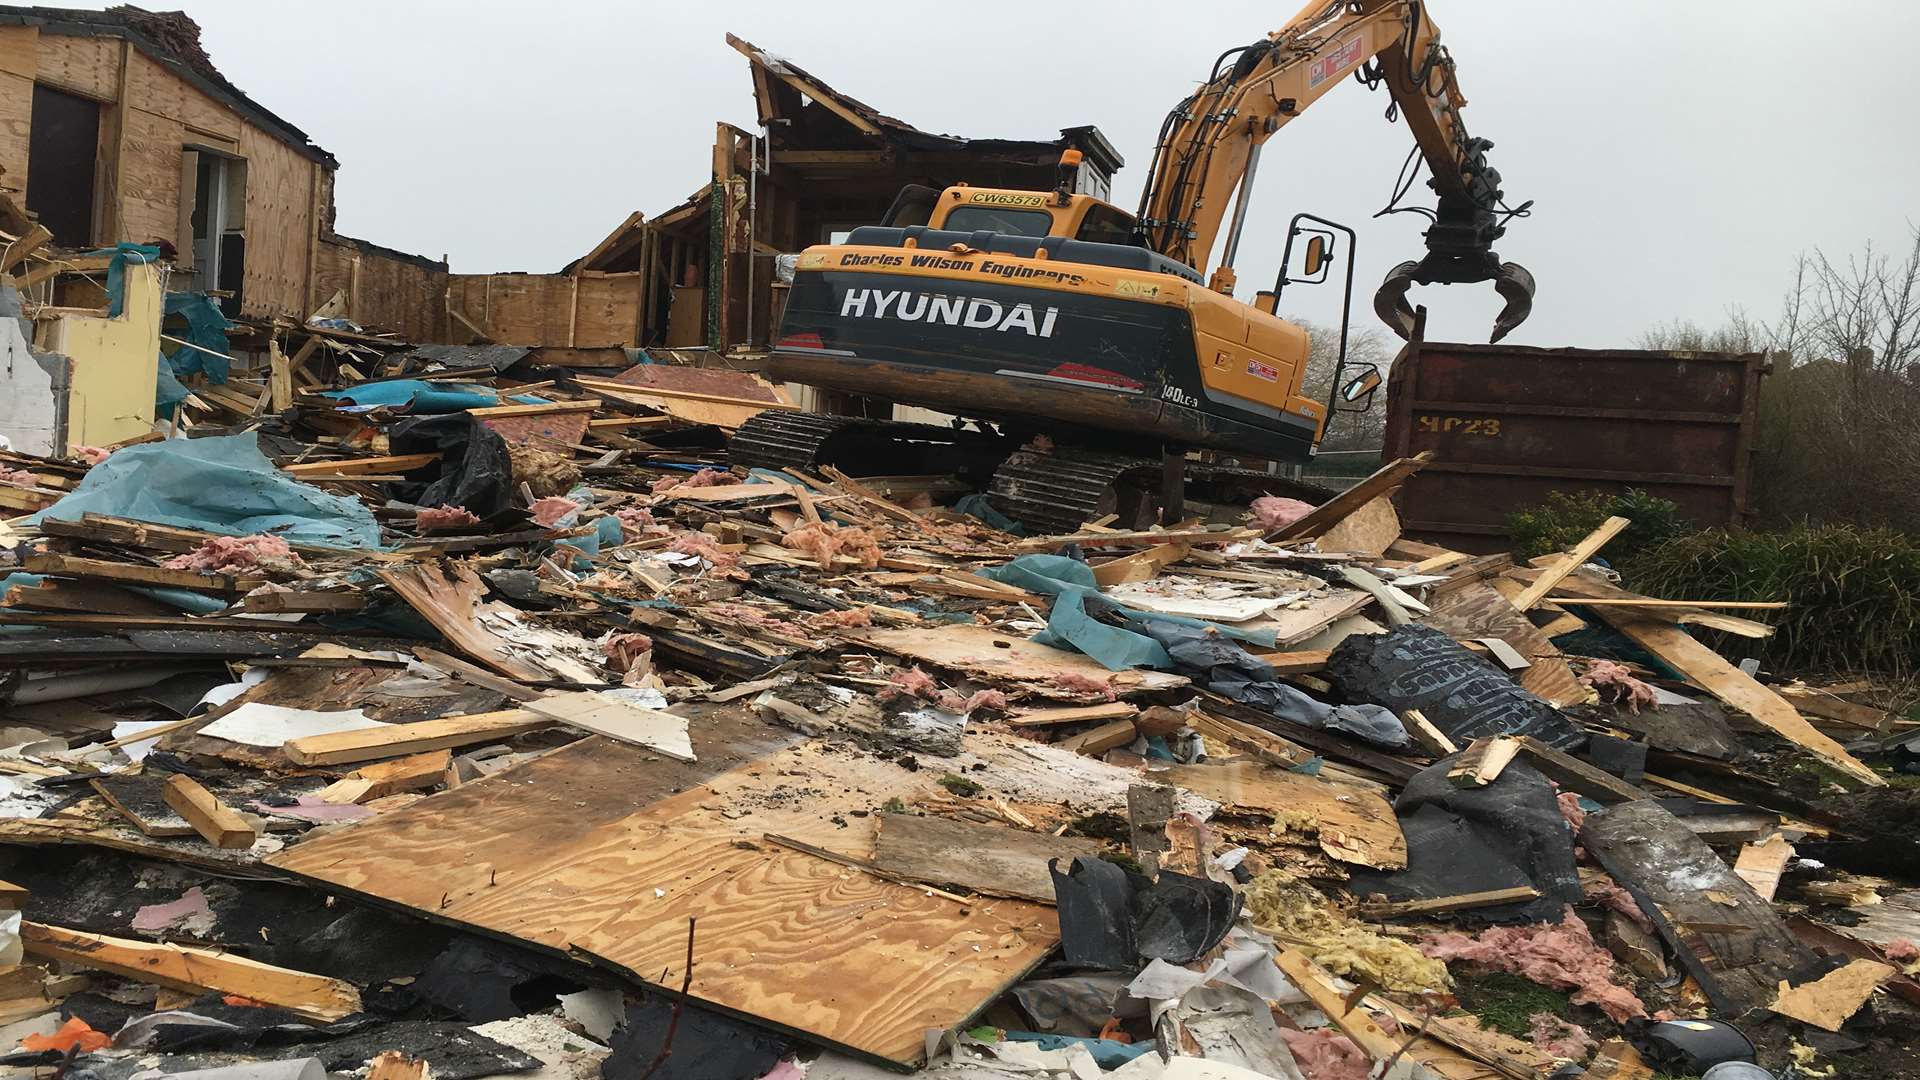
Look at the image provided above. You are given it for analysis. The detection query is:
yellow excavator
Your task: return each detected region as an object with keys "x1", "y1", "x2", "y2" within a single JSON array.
[{"x1": 732, "y1": 0, "x2": 1535, "y2": 533}]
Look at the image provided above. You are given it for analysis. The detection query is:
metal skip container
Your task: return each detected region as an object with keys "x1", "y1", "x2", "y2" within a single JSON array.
[{"x1": 1381, "y1": 333, "x2": 1768, "y2": 552}]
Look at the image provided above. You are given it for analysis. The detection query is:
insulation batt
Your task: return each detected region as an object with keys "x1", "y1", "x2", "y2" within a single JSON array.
[
  {"x1": 1579, "y1": 660, "x2": 1658, "y2": 713},
  {"x1": 650, "y1": 467, "x2": 733, "y2": 495},
  {"x1": 615, "y1": 506, "x2": 657, "y2": 540},
  {"x1": 1528, "y1": 1013, "x2": 1597, "y2": 1062},
  {"x1": 1886, "y1": 938, "x2": 1920, "y2": 962},
  {"x1": 1421, "y1": 906, "x2": 1647, "y2": 1022},
  {"x1": 528, "y1": 496, "x2": 580, "y2": 527},
  {"x1": 164, "y1": 533, "x2": 300, "y2": 573},
  {"x1": 417, "y1": 505, "x2": 482, "y2": 529},
  {"x1": 806, "y1": 607, "x2": 873, "y2": 630},
  {"x1": 1278, "y1": 1028, "x2": 1369, "y2": 1080},
  {"x1": 1052, "y1": 671, "x2": 1118, "y2": 700},
  {"x1": 0, "y1": 466, "x2": 38, "y2": 487},
  {"x1": 1244, "y1": 870, "x2": 1451, "y2": 992},
  {"x1": 669, "y1": 531, "x2": 740, "y2": 573},
  {"x1": 781, "y1": 522, "x2": 883, "y2": 570},
  {"x1": 880, "y1": 666, "x2": 941, "y2": 702},
  {"x1": 73, "y1": 445, "x2": 110, "y2": 465},
  {"x1": 602, "y1": 632, "x2": 654, "y2": 672},
  {"x1": 1250, "y1": 495, "x2": 1314, "y2": 531}
]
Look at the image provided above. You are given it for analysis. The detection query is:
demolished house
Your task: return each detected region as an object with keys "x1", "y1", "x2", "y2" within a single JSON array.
[{"x1": 0, "y1": 11, "x2": 1917, "y2": 1080}]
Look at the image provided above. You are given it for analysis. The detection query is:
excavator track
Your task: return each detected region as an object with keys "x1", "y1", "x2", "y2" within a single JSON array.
[
  {"x1": 729, "y1": 411, "x2": 1014, "y2": 484},
  {"x1": 988, "y1": 449, "x2": 1160, "y2": 536}
]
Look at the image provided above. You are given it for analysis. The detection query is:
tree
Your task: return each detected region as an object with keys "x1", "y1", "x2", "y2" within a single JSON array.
[{"x1": 1294, "y1": 318, "x2": 1397, "y2": 454}]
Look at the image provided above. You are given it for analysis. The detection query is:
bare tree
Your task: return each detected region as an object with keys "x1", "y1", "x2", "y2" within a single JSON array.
[{"x1": 1295, "y1": 318, "x2": 1397, "y2": 453}]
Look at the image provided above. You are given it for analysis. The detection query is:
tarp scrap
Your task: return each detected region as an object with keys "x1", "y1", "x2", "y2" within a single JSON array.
[{"x1": 32, "y1": 433, "x2": 385, "y2": 549}]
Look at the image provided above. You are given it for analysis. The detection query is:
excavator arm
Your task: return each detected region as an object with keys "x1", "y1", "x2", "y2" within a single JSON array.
[{"x1": 1133, "y1": 0, "x2": 1534, "y2": 342}]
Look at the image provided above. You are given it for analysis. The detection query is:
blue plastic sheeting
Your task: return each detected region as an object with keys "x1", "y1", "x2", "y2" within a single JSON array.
[
  {"x1": 954, "y1": 493, "x2": 1025, "y2": 535},
  {"x1": 155, "y1": 361, "x2": 191, "y2": 420},
  {"x1": 33, "y1": 434, "x2": 385, "y2": 550},
  {"x1": 1000, "y1": 1033, "x2": 1154, "y2": 1069},
  {"x1": 978, "y1": 554, "x2": 1278, "y2": 671},
  {"x1": 162, "y1": 292, "x2": 233, "y2": 383},
  {"x1": 100, "y1": 243, "x2": 161, "y2": 318},
  {"x1": 0, "y1": 573, "x2": 44, "y2": 635},
  {"x1": 324, "y1": 380, "x2": 501, "y2": 412}
]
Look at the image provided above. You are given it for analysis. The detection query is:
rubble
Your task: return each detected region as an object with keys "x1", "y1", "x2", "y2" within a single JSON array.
[{"x1": 0, "y1": 248, "x2": 1912, "y2": 1080}]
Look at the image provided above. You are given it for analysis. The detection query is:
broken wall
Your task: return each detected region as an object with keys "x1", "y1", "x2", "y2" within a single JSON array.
[
  {"x1": 0, "y1": 284, "x2": 63, "y2": 455},
  {"x1": 39, "y1": 257, "x2": 161, "y2": 449},
  {"x1": 312, "y1": 237, "x2": 449, "y2": 343},
  {"x1": 444, "y1": 272, "x2": 645, "y2": 348}
]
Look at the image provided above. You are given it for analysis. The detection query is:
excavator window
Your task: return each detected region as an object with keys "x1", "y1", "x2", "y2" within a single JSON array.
[
  {"x1": 940, "y1": 206, "x2": 1053, "y2": 237},
  {"x1": 1075, "y1": 204, "x2": 1134, "y2": 246}
]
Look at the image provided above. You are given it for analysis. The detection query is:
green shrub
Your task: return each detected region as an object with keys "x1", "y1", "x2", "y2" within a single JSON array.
[
  {"x1": 1621, "y1": 525, "x2": 1920, "y2": 677},
  {"x1": 1507, "y1": 488, "x2": 1694, "y2": 562}
]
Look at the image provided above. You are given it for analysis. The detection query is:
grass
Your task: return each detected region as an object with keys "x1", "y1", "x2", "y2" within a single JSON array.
[
  {"x1": 1622, "y1": 524, "x2": 1920, "y2": 677},
  {"x1": 1451, "y1": 972, "x2": 1571, "y2": 1039}
]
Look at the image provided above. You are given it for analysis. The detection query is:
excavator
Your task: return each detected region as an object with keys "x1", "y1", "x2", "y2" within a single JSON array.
[{"x1": 730, "y1": 0, "x2": 1535, "y2": 534}]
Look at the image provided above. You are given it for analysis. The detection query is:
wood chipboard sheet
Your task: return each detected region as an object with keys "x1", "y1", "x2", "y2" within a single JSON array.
[
  {"x1": 268, "y1": 710, "x2": 1060, "y2": 1066},
  {"x1": 1156, "y1": 761, "x2": 1407, "y2": 870},
  {"x1": 871, "y1": 811, "x2": 1107, "y2": 903},
  {"x1": 841, "y1": 625, "x2": 1189, "y2": 697}
]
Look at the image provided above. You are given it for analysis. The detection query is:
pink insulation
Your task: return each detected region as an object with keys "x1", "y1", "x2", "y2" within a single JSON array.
[
  {"x1": 1421, "y1": 906, "x2": 1647, "y2": 1023},
  {"x1": 164, "y1": 534, "x2": 300, "y2": 574},
  {"x1": 417, "y1": 505, "x2": 482, "y2": 530},
  {"x1": 1251, "y1": 495, "x2": 1315, "y2": 531},
  {"x1": 1885, "y1": 938, "x2": 1920, "y2": 962},
  {"x1": 528, "y1": 496, "x2": 581, "y2": 527},
  {"x1": 73, "y1": 445, "x2": 111, "y2": 465},
  {"x1": 935, "y1": 688, "x2": 1009, "y2": 714},
  {"x1": 603, "y1": 632, "x2": 654, "y2": 673},
  {"x1": 1528, "y1": 1014, "x2": 1597, "y2": 1062},
  {"x1": 1278, "y1": 1028, "x2": 1370, "y2": 1080},
  {"x1": 651, "y1": 467, "x2": 734, "y2": 495},
  {"x1": 881, "y1": 666, "x2": 942, "y2": 702},
  {"x1": 0, "y1": 467, "x2": 38, "y2": 488},
  {"x1": 615, "y1": 506, "x2": 658, "y2": 540},
  {"x1": 1579, "y1": 660, "x2": 1658, "y2": 713},
  {"x1": 807, "y1": 607, "x2": 873, "y2": 630},
  {"x1": 711, "y1": 603, "x2": 808, "y2": 637},
  {"x1": 669, "y1": 531, "x2": 741, "y2": 574},
  {"x1": 1583, "y1": 876, "x2": 1655, "y2": 930},
  {"x1": 1051, "y1": 671, "x2": 1118, "y2": 700},
  {"x1": 1557, "y1": 791, "x2": 1588, "y2": 832},
  {"x1": 781, "y1": 522, "x2": 884, "y2": 570}
]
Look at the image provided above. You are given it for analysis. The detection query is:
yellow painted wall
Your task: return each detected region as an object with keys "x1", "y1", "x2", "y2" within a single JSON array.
[{"x1": 46, "y1": 259, "x2": 163, "y2": 450}]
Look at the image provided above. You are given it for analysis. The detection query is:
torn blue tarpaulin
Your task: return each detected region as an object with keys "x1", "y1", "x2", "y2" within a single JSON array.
[
  {"x1": 101, "y1": 243, "x2": 160, "y2": 318},
  {"x1": 32, "y1": 433, "x2": 384, "y2": 549},
  {"x1": 323, "y1": 379, "x2": 548, "y2": 413},
  {"x1": 954, "y1": 493, "x2": 1025, "y2": 536},
  {"x1": 155, "y1": 361, "x2": 191, "y2": 420},
  {"x1": 978, "y1": 554, "x2": 1279, "y2": 671},
  {"x1": 162, "y1": 292, "x2": 233, "y2": 383}
]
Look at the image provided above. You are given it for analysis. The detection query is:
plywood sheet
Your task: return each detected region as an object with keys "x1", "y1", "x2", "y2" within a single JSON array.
[
  {"x1": 115, "y1": 106, "x2": 186, "y2": 245},
  {"x1": 1420, "y1": 580, "x2": 1588, "y2": 707},
  {"x1": 0, "y1": 71, "x2": 31, "y2": 197},
  {"x1": 316, "y1": 238, "x2": 447, "y2": 341},
  {"x1": 0, "y1": 24, "x2": 38, "y2": 80},
  {"x1": 238, "y1": 122, "x2": 315, "y2": 320},
  {"x1": 1157, "y1": 761, "x2": 1407, "y2": 869},
  {"x1": 871, "y1": 812, "x2": 1106, "y2": 902},
  {"x1": 33, "y1": 31, "x2": 118, "y2": 100},
  {"x1": 125, "y1": 49, "x2": 240, "y2": 140},
  {"x1": 269, "y1": 721, "x2": 1058, "y2": 1066}
]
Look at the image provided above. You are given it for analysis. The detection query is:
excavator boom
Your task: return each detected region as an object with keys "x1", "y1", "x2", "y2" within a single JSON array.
[{"x1": 1134, "y1": 0, "x2": 1534, "y2": 341}]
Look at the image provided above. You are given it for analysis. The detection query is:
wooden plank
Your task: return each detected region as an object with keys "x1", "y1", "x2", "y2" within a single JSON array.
[
  {"x1": 1090, "y1": 544, "x2": 1189, "y2": 587},
  {"x1": 1159, "y1": 761, "x2": 1406, "y2": 869},
  {"x1": 1523, "y1": 570, "x2": 1776, "y2": 639},
  {"x1": 1272, "y1": 950, "x2": 1403, "y2": 1060},
  {"x1": 839, "y1": 625, "x2": 1189, "y2": 696},
  {"x1": 0, "y1": 223, "x2": 50, "y2": 274},
  {"x1": 1511, "y1": 515, "x2": 1630, "y2": 611},
  {"x1": 1400, "y1": 708, "x2": 1458, "y2": 756},
  {"x1": 377, "y1": 562, "x2": 551, "y2": 681},
  {"x1": 24, "y1": 553, "x2": 265, "y2": 593},
  {"x1": 1771, "y1": 958, "x2": 1896, "y2": 1031},
  {"x1": 282, "y1": 453, "x2": 440, "y2": 476},
  {"x1": 1580, "y1": 799, "x2": 1818, "y2": 1015},
  {"x1": 1006, "y1": 702, "x2": 1139, "y2": 728},
  {"x1": 1239, "y1": 648, "x2": 1331, "y2": 675},
  {"x1": 5, "y1": 578, "x2": 178, "y2": 616},
  {"x1": 1514, "y1": 736, "x2": 1649, "y2": 804},
  {"x1": 466, "y1": 399, "x2": 602, "y2": 419},
  {"x1": 90, "y1": 775, "x2": 195, "y2": 836},
  {"x1": 1269, "y1": 452, "x2": 1433, "y2": 540},
  {"x1": 871, "y1": 813, "x2": 1106, "y2": 903},
  {"x1": 1010, "y1": 527, "x2": 1259, "y2": 553},
  {"x1": 1547, "y1": 597, "x2": 1788, "y2": 610},
  {"x1": 412, "y1": 646, "x2": 546, "y2": 703},
  {"x1": 1591, "y1": 610, "x2": 1882, "y2": 786},
  {"x1": 1447, "y1": 737, "x2": 1520, "y2": 788},
  {"x1": 1354, "y1": 887, "x2": 1541, "y2": 921},
  {"x1": 1186, "y1": 710, "x2": 1319, "y2": 771},
  {"x1": 161, "y1": 774, "x2": 256, "y2": 849},
  {"x1": 317, "y1": 751, "x2": 452, "y2": 805},
  {"x1": 0, "y1": 879, "x2": 25, "y2": 907},
  {"x1": 1733, "y1": 832, "x2": 1793, "y2": 901},
  {"x1": 283, "y1": 710, "x2": 549, "y2": 766},
  {"x1": 522, "y1": 691, "x2": 696, "y2": 761},
  {"x1": 1777, "y1": 686, "x2": 1893, "y2": 732},
  {"x1": 268, "y1": 337, "x2": 294, "y2": 412},
  {"x1": 21, "y1": 922, "x2": 361, "y2": 1021},
  {"x1": 241, "y1": 590, "x2": 367, "y2": 614},
  {"x1": 1053, "y1": 718, "x2": 1139, "y2": 756}
]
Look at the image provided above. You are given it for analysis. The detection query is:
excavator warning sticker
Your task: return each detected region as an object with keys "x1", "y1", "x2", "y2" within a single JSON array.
[
  {"x1": 1309, "y1": 35, "x2": 1367, "y2": 89},
  {"x1": 1246, "y1": 359, "x2": 1280, "y2": 382}
]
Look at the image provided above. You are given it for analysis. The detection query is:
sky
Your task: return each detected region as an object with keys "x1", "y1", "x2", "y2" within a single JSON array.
[{"x1": 140, "y1": 0, "x2": 1920, "y2": 349}]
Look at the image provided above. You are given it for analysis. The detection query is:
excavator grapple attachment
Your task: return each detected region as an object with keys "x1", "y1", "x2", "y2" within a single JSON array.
[{"x1": 1374, "y1": 255, "x2": 1536, "y2": 344}]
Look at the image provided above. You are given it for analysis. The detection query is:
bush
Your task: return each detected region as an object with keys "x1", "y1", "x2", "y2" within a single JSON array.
[
  {"x1": 1621, "y1": 524, "x2": 1920, "y2": 677},
  {"x1": 1507, "y1": 489, "x2": 1694, "y2": 563}
]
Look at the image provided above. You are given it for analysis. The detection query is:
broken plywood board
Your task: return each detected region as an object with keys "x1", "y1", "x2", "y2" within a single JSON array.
[
  {"x1": 1733, "y1": 833, "x2": 1794, "y2": 901},
  {"x1": 1156, "y1": 761, "x2": 1405, "y2": 869},
  {"x1": 1312, "y1": 495, "x2": 1401, "y2": 558},
  {"x1": 839, "y1": 625, "x2": 1189, "y2": 698},
  {"x1": 21, "y1": 922, "x2": 360, "y2": 1021},
  {"x1": 1770, "y1": 958, "x2": 1895, "y2": 1031},
  {"x1": 283, "y1": 710, "x2": 549, "y2": 766},
  {"x1": 269, "y1": 718, "x2": 1060, "y2": 1067},
  {"x1": 870, "y1": 812, "x2": 1107, "y2": 903},
  {"x1": 523, "y1": 691, "x2": 695, "y2": 761},
  {"x1": 1268, "y1": 453, "x2": 1432, "y2": 541},
  {"x1": 90, "y1": 774, "x2": 197, "y2": 837},
  {"x1": 1589, "y1": 610, "x2": 1881, "y2": 786},
  {"x1": 1420, "y1": 580, "x2": 1589, "y2": 708},
  {"x1": 1580, "y1": 799, "x2": 1818, "y2": 1015},
  {"x1": 378, "y1": 562, "x2": 602, "y2": 683}
]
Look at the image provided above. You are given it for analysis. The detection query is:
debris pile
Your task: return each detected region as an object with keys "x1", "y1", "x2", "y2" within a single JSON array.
[{"x1": 0, "y1": 369, "x2": 1917, "y2": 1080}]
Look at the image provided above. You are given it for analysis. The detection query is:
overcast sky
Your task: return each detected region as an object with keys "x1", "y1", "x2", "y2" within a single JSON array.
[{"x1": 148, "y1": 0, "x2": 1920, "y2": 348}]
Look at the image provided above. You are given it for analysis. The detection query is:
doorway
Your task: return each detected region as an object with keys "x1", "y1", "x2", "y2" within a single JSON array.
[
  {"x1": 183, "y1": 148, "x2": 246, "y2": 315},
  {"x1": 25, "y1": 83, "x2": 100, "y2": 247}
]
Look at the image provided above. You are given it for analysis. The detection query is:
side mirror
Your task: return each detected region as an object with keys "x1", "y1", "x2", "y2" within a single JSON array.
[
  {"x1": 1302, "y1": 234, "x2": 1328, "y2": 278},
  {"x1": 1339, "y1": 366, "x2": 1382, "y2": 406}
]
